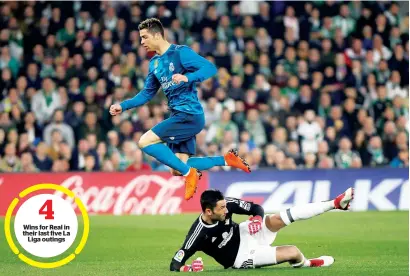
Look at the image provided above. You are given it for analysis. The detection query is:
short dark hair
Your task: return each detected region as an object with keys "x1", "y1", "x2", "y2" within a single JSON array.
[
  {"x1": 138, "y1": 18, "x2": 164, "y2": 37},
  {"x1": 200, "y1": 189, "x2": 224, "y2": 212}
]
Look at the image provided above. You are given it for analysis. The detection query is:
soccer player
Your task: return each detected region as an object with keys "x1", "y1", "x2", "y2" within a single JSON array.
[
  {"x1": 170, "y1": 188, "x2": 354, "y2": 272},
  {"x1": 109, "y1": 18, "x2": 250, "y2": 201}
]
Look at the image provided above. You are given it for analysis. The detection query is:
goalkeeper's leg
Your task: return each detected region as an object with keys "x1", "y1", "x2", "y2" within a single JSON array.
[
  {"x1": 253, "y1": 245, "x2": 334, "y2": 268},
  {"x1": 265, "y1": 188, "x2": 354, "y2": 233}
]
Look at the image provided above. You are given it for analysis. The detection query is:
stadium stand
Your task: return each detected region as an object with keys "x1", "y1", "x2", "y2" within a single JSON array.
[{"x1": 0, "y1": 1, "x2": 408, "y2": 172}]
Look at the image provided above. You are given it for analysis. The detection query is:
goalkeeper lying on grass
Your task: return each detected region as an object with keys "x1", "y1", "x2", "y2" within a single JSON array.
[{"x1": 170, "y1": 188, "x2": 354, "y2": 272}]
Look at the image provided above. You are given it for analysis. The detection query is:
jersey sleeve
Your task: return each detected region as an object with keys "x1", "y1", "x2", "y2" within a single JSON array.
[
  {"x1": 170, "y1": 220, "x2": 206, "y2": 271},
  {"x1": 120, "y1": 60, "x2": 160, "y2": 111},
  {"x1": 225, "y1": 197, "x2": 264, "y2": 217},
  {"x1": 178, "y1": 45, "x2": 217, "y2": 83}
]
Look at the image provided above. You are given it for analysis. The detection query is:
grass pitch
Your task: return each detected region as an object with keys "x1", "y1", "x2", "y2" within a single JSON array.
[{"x1": 0, "y1": 212, "x2": 408, "y2": 276}]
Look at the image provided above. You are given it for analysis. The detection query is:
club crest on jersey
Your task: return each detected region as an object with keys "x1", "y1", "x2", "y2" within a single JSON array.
[
  {"x1": 174, "y1": 250, "x2": 185, "y2": 262},
  {"x1": 154, "y1": 59, "x2": 159, "y2": 68},
  {"x1": 169, "y1": 62, "x2": 175, "y2": 72}
]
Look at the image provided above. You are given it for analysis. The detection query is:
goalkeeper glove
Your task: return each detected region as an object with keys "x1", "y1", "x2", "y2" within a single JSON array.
[
  {"x1": 182, "y1": 257, "x2": 203, "y2": 272},
  {"x1": 248, "y1": 215, "x2": 263, "y2": 235}
]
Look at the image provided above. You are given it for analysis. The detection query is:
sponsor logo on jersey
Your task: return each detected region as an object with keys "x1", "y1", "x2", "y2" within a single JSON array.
[
  {"x1": 218, "y1": 227, "x2": 233, "y2": 248},
  {"x1": 159, "y1": 76, "x2": 178, "y2": 90},
  {"x1": 174, "y1": 250, "x2": 185, "y2": 262}
]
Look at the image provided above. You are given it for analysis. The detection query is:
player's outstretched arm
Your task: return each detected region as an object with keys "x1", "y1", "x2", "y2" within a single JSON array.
[
  {"x1": 110, "y1": 63, "x2": 160, "y2": 115},
  {"x1": 170, "y1": 247, "x2": 203, "y2": 272},
  {"x1": 171, "y1": 258, "x2": 204, "y2": 272},
  {"x1": 170, "y1": 221, "x2": 206, "y2": 272},
  {"x1": 225, "y1": 197, "x2": 265, "y2": 235},
  {"x1": 178, "y1": 46, "x2": 217, "y2": 83},
  {"x1": 225, "y1": 197, "x2": 264, "y2": 217}
]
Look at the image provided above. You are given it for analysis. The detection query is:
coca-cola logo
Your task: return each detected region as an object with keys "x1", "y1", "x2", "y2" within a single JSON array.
[{"x1": 53, "y1": 175, "x2": 185, "y2": 215}]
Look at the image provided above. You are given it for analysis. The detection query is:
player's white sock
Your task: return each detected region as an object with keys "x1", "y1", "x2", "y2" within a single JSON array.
[
  {"x1": 183, "y1": 168, "x2": 191, "y2": 176},
  {"x1": 279, "y1": 201, "x2": 334, "y2": 225},
  {"x1": 292, "y1": 254, "x2": 310, "y2": 268}
]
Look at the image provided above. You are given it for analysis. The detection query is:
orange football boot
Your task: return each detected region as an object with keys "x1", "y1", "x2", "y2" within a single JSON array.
[
  {"x1": 224, "y1": 149, "x2": 251, "y2": 173},
  {"x1": 184, "y1": 168, "x2": 202, "y2": 200}
]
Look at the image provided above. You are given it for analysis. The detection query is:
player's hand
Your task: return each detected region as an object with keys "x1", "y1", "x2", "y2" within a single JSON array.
[
  {"x1": 172, "y1": 74, "x2": 188, "y2": 84},
  {"x1": 182, "y1": 257, "x2": 204, "y2": 272},
  {"x1": 248, "y1": 215, "x2": 263, "y2": 235},
  {"x1": 109, "y1": 104, "x2": 122, "y2": 116},
  {"x1": 191, "y1": 257, "x2": 204, "y2": 272}
]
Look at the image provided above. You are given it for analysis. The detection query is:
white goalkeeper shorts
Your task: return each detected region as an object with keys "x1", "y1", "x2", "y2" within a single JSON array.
[{"x1": 232, "y1": 215, "x2": 278, "y2": 269}]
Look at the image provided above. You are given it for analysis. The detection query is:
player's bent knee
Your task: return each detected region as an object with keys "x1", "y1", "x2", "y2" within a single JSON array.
[
  {"x1": 138, "y1": 131, "x2": 161, "y2": 149},
  {"x1": 275, "y1": 245, "x2": 302, "y2": 264},
  {"x1": 288, "y1": 246, "x2": 302, "y2": 259}
]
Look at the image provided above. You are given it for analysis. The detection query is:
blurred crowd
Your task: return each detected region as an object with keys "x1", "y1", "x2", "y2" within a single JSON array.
[{"x1": 0, "y1": 1, "x2": 408, "y2": 173}]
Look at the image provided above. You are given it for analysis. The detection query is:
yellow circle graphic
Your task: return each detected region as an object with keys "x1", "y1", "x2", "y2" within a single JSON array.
[{"x1": 4, "y1": 183, "x2": 89, "y2": 268}]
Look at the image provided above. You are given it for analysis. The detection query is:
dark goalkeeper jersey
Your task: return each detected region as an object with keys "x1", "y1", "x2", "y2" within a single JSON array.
[{"x1": 170, "y1": 198, "x2": 264, "y2": 271}]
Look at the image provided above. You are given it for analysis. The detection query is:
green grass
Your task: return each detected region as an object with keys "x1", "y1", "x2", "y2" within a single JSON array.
[{"x1": 0, "y1": 212, "x2": 408, "y2": 276}]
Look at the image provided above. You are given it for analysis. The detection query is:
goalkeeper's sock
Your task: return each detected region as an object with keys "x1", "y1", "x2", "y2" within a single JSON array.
[
  {"x1": 291, "y1": 254, "x2": 309, "y2": 268},
  {"x1": 142, "y1": 143, "x2": 190, "y2": 176},
  {"x1": 279, "y1": 201, "x2": 334, "y2": 225},
  {"x1": 186, "y1": 156, "x2": 226, "y2": 170}
]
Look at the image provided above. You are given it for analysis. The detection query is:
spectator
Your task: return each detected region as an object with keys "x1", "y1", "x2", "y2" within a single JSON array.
[
  {"x1": 51, "y1": 159, "x2": 70, "y2": 172},
  {"x1": 83, "y1": 154, "x2": 96, "y2": 172},
  {"x1": 56, "y1": 17, "x2": 76, "y2": 46},
  {"x1": 0, "y1": 46, "x2": 19, "y2": 77},
  {"x1": 244, "y1": 109, "x2": 266, "y2": 147},
  {"x1": 297, "y1": 110, "x2": 323, "y2": 154},
  {"x1": 31, "y1": 78, "x2": 61, "y2": 126},
  {"x1": 285, "y1": 141, "x2": 302, "y2": 166},
  {"x1": 284, "y1": 6, "x2": 299, "y2": 40},
  {"x1": 20, "y1": 151, "x2": 39, "y2": 172},
  {"x1": 271, "y1": 127, "x2": 287, "y2": 152},
  {"x1": 206, "y1": 108, "x2": 239, "y2": 145},
  {"x1": 0, "y1": 88, "x2": 25, "y2": 113},
  {"x1": 33, "y1": 142, "x2": 53, "y2": 171},
  {"x1": 363, "y1": 136, "x2": 388, "y2": 167},
  {"x1": 304, "y1": 152, "x2": 317, "y2": 169},
  {"x1": 43, "y1": 109, "x2": 75, "y2": 149},
  {"x1": 334, "y1": 137, "x2": 360, "y2": 168},
  {"x1": 333, "y1": 4, "x2": 356, "y2": 38},
  {"x1": 390, "y1": 149, "x2": 409, "y2": 168},
  {"x1": 386, "y1": 71, "x2": 408, "y2": 99},
  {"x1": 17, "y1": 132, "x2": 31, "y2": 156},
  {"x1": 78, "y1": 111, "x2": 102, "y2": 142},
  {"x1": 70, "y1": 139, "x2": 98, "y2": 171},
  {"x1": 126, "y1": 148, "x2": 152, "y2": 171},
  {"x1": 0, "y1": 143, "x2": 20, "y2": 172},
  {"x1": 274, "y1": 150, "x2": 287, "y2": 170},
  {"x1": 260, "y1": 144, "x2": 276, "y2": 168}
]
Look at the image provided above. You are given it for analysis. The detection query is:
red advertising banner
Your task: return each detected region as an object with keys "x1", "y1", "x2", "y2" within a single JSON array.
[{"x1": 0, "y1": 172, "x2": 209, "y2": 216}]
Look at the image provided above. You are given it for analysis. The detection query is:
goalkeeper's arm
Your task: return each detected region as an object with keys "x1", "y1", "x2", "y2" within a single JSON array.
[{"x1": 170, "y1": 222, "x2": 206, "y2": 272}]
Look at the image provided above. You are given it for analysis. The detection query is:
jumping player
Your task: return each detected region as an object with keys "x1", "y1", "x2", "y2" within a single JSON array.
[
  {"x1": 109, "y1": 18, "x2": 250, "y2": 200},
  {"x1": 170, "y1": 188, "x2": 354, "y2": 272}
]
